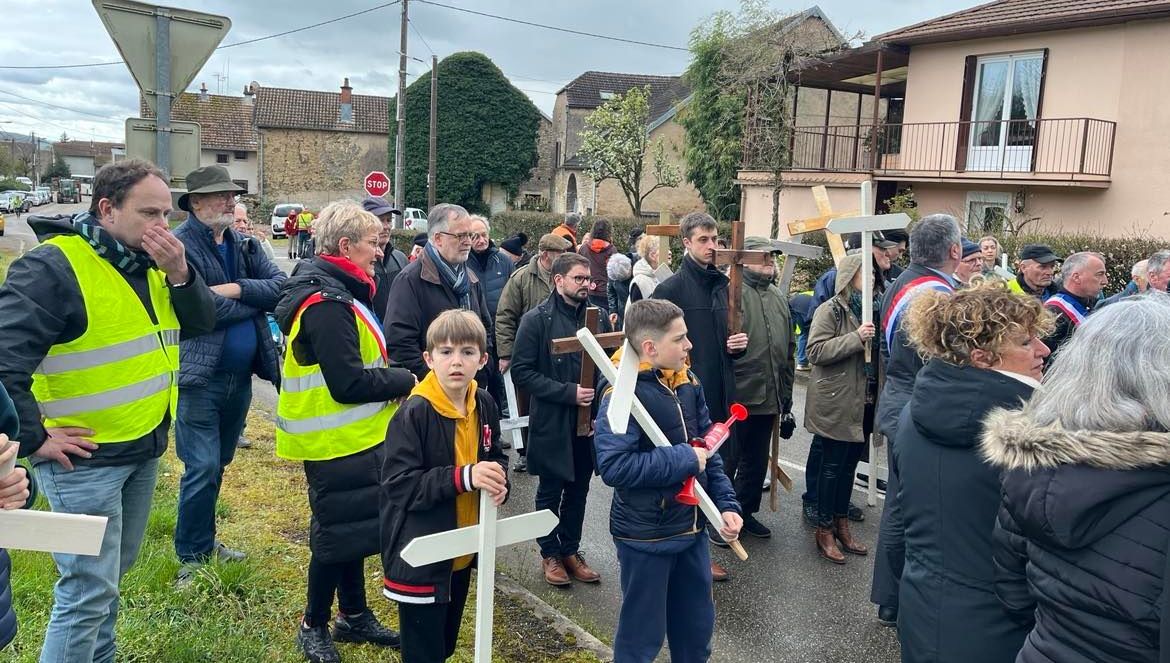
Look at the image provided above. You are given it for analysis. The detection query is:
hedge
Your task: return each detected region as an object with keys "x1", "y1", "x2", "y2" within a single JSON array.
[{"x1": 998, "y1": 232, "x2": 1169, "y2": 294}]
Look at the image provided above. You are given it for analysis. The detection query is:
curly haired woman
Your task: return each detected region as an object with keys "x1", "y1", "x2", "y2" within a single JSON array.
[{"x1": 894, "y1": 282, "x2": 1052, "y2": 663}]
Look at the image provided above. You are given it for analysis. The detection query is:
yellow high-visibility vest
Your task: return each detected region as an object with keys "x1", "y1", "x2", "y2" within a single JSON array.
[
  {"x1": 31, "y1": 234, "x2": 180, "y2": 443},
  {"x1": 296, "y1": 212, "x2": 313, "y2": 231},
  {"x1": 275, "y1": 294, "x2": 396, "y2": 461}
]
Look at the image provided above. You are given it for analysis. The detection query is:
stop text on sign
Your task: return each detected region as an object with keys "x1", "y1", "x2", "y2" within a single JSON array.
[{"x1": 364, "y1": 171, "x2": 390, "y2": 197}]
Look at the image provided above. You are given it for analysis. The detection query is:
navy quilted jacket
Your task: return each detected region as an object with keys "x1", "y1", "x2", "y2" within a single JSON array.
[
  {"x1": 173, "y1": 218, "x2": 284, "y2": 387},
  {"x1": 983, "y1": 408, "x2": 1170, "y2": 663},
  {"x1": 1, "y1": 379, "x2": 28, "y2": 651}
]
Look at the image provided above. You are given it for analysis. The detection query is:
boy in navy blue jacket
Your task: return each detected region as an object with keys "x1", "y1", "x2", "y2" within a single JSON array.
[{"x1": 594, "y1": 299, "x2": 742, "y2": 663}]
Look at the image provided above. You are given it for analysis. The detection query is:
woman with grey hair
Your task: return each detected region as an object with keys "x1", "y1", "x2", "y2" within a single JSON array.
[{"x1": 982, "y1": 293, "x2": 1170, "y2": 663}]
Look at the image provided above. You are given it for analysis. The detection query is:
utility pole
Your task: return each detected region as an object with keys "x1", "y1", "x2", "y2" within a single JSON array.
[
  {"x1": 393, "y1": 0, "x2": 408, "y2": 211},
  {"x1": 31, "y1": 132, "x2": 38, "y2": 186},
  {"x1": 154, "y1": 6, "x2": 173, "y2": 181},
  {"x1": 427, "y1": 54, "x2": 437, "y2": 210}
]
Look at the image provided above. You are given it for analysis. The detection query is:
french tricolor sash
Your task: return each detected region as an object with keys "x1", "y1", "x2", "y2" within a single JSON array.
[
  {"x1": 883, "y1": 275, "x2": 954, "y2": 349},
  {"x1": 296, "y1": 293, "x2": 389, "y2": 361},
  {"x1": 1044, "y1": 293, "x2": 1089, "y2": 327}
]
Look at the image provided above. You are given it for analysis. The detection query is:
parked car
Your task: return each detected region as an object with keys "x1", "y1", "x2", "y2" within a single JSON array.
[
  {"x1": 400, "y1": 207, "x2": 427, "y2": 231},
  {"x1": 14, "y1": 177, "x2": 33, "y2": 188},
  {"x1": 270, "y1": 203, "x2": 304, "y2": 239},
  {"x1": 35, "y1": 187, "x2": 52, "y2": 205},
  {"x1": 0, "y1": 192, "x2": 30, "y2": 214},
  {"x1": 0, "y1": 211, "x2": 5, "y2": 236}
]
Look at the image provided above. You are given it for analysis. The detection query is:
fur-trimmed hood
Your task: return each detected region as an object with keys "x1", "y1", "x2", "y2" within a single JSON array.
[{"x1": 981, "y1": 409, "x2": 1170, "y2": 473}]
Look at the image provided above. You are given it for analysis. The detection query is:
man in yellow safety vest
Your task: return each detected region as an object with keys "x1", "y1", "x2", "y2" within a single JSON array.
[{"x1": 0, "y1": 159, "x2": 215, "y2": 663}]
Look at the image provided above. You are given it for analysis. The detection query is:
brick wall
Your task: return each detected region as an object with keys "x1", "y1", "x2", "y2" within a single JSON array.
[{"x1": 259, "y1": 128, "x2": 388, "y2": 208}]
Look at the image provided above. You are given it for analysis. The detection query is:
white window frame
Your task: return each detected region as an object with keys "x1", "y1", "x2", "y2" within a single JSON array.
[{"x1": 964, "y1": 191, "x2": 1012, "y2": 234}]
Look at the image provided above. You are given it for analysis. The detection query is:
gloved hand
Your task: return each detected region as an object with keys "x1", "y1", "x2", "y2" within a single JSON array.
[{"x1": 779, "y1": 412, "x2": 797, "y2": 439}]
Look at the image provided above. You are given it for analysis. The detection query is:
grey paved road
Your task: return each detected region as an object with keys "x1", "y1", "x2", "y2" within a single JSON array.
[{"x1": 492, "y1": 380, "x2": 901, "y2": 663}]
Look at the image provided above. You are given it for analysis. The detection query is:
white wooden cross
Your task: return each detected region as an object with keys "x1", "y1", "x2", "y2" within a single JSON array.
[
  {"x1": 400, "y1": 491, "x2": 558, "y2": 662},
  {"x1": 577, "y1": 331, "x2": 749, "y2": 562},
  {"x1": 0, "y1": 441, "x2": 108, "y2": 556},
  {"x1": 826, "y1": 181, "x2": 911, "y2": 363},
  {"x1": 500, "y1": 369, "x2": 528, "y2": 452},
  {"x1": 771, "y1": 239, "x2": 826, "y2": 295}
]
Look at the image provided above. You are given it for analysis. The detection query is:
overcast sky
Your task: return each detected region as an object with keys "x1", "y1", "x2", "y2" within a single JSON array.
[{"x1": 0, "y1": 0, "x2": 976, "y2": 145}]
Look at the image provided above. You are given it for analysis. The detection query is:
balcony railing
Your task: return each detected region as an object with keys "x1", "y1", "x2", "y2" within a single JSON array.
[{"x1": 788, "y1": 117, "x2": 1116, "y2": 180}]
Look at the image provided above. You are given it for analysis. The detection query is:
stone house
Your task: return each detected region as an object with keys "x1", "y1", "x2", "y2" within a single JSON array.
[
  {"x1": 252, "y1": 78, "x2": 390, "y2": 209},
  {"x1": 140, "y1": 83, "x2": 259, "y2": 192},
  {"x1": 551, "y1": 6, "x2": 849, "y2": 219}
]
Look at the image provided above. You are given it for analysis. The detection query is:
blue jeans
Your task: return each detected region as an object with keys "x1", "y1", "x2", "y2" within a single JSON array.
[
  {"x1": 35, "y1": 457, "x2": 159, "y2": 663},
  {"x1": 174, "y1": 370, "x2": 252, "y2": 562},
  {"x1": 792, "y1": 310, "x2": 811, "y2": 366}
]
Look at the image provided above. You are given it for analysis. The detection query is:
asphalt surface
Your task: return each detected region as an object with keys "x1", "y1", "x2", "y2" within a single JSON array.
[{"x1": 2, "y1": 210, "x2": 901, "y2": 662}]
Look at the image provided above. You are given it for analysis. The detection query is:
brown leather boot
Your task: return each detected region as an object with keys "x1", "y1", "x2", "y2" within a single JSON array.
[
  {"x1": 815, "y1": 526, "x2": 846, "y2": 564},
  {"x1": 834, "y1": 516, "x2": 869, "y2": 555},
  {"x1": 542, "y1": 556, "x2": 571, "y2": 586},
  {"x1": 562, "y1": 553, "x2": 601, "y2": 583},
  {"x1": 710, "y1": 561, "x2": 730, "y2": 582}
]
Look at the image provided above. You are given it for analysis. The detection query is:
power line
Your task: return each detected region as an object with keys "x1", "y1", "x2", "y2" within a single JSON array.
[
  {"x1": 0, "y1": 89, "x2": 114, "y2": 119},
  {"x1": 0, "y1": 1, "x2": 403, "y2": 70},
  {"x1": 414, "y1": 0, "x2": 689, "y2": 52},
  {"x1": 0, "y1": 101, "x2": 121, "y2": 142},
  {"x1": 408, "y1": 18, "x2": 435, "y2": 57},
  {"x1": 219, "y1": 1, "x2": 401, "y2": 49}
]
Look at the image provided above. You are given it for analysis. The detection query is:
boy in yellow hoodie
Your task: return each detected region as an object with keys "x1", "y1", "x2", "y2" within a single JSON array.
[{"x1": 380, "y1": 309, "x2": 508, "y2": 663}]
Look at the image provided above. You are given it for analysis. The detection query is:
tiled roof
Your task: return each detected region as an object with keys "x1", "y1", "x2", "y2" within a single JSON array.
[
  {"x1": 140, "y1": 92, "x2": 258, "y2": 152},
  {"x1": 878, "y1": 0, "x2": 1170, "y2": 45},
  {"x1": 559, "y1": 72, "x2": 691, "y2": 123},
  {"x1": 253, "y1": 86, "x2": 390, "y2": 134},
  {"x1": 54, "y1": 141, "x2": 124, "y2": 158}
]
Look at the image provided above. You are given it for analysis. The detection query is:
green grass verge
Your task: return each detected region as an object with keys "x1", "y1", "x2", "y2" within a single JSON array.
[{"x1": 7, "y1": 414, "x2": 601, "y2": 662}]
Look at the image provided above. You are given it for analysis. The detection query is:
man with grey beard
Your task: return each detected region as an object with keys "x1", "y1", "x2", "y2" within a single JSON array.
[{"x1": 172, "y1": 166, "x2": 286, "y2": 581}]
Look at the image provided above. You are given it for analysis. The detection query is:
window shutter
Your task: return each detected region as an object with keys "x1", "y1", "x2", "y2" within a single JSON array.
[
  {"x1": 1030, "y1": 48, "x2": 1050, "y2": 172},
  {"x1": 955, "y1": 55, "x2": 978, "y2": 172}
]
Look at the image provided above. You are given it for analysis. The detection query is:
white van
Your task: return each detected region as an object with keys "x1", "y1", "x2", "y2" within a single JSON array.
[
  {"x1": 400, "y1": 207, "x2": 427, "y2": 232},
  {"x1": 270, "y1": 203, "x2": 305, "y2": 238}
]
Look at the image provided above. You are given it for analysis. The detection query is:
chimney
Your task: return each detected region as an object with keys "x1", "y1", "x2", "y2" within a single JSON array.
[
  {"x1": 242, "y1": 83, "x2": 254, "y2": 105},
  {"x1": 339, "y1": 77, "x2": 354, "y2": 124},
  {"x1": 199, "y1": 82, "x2": 209, "y2": 102}
]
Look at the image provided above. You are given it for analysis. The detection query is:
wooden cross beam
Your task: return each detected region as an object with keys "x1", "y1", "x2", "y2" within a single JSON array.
[
  {"x1": 577, "y1": 329, "x2": 748, "y2": 561},
  {"x1": 551, "y1": 307, "x2": 624, "y2": 436},
  {"x1": 712, "y1": 221, "x2": 775, "y2": 335},
  {"x1": 401, "y1": 492, "x2": 558, "y2": 662},
  {"x1": 826, "y1": 181, "x2": 911, "y2": 363},
  {"x1": 0, "y1": 443, "x2": 108, "y2": 556},
  {"x1": 786, "y1": 185, "x2": 854, "y2": 266}
]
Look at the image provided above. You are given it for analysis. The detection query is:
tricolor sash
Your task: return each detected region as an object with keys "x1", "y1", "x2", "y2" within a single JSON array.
[
  {"x1": 883, "y1": 275, "x2": 954, "y2": 349},
  {"x1": 1044, "y1": 293, "x2": 1089, "y2": 327}
]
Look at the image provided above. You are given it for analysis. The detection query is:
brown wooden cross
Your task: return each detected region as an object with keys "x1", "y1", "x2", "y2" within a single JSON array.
[
  {"x1": 786, "y1": 185, "x2": 854, "y2": 266},
  {"x1": 713, "y1": 221, "x2": 775, "y2": 335},
  {"x1": 551, "y1": 307, "x2": 625, "y2": 436}
]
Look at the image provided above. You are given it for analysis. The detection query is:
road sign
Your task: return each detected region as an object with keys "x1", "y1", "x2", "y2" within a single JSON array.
[
  {"x1": 124, "y1": 117, "x2": 200, "y2": 184},
  {"x1": 93, "y1": 0, "x2": 231, "y2": 115},
  {"x1": 364, "y1": 171, "x2": 391, "y2": 198}
]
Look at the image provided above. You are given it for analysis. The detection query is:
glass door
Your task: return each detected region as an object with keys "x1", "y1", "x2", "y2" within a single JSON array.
[{"x1": 967, "y1": 53, "x2": 1043, "y2": 172}]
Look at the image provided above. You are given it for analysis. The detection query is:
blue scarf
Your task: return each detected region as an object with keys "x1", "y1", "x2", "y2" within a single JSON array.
[{"x1": 425, "y1": 242, "x2": 470, "y2": 308}]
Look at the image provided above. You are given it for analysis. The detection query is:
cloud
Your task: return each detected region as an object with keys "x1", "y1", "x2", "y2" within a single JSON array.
[{"x1": 1, "y1": 0, "x2": 977, "y2": 141}]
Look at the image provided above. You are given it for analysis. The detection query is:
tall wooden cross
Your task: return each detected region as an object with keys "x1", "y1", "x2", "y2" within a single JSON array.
[
  {"x1": 712, "y1": 221, "x2": 777, "y2": 335},
  {"x1": 577, "y1": 329, "x2": 749, "y2": 561},
  {"x1": 826, "y1": 181, "x2": 911, "y2": 363},
  {"x1": 551, "y1": 307, "x2": 625, "y2": 436},
  {"x1": 0, "y1": 443, "x2": 108, "y2": 556},
  {"x1": 401, "y1": 492, "x2": 558, "y2": 663}
]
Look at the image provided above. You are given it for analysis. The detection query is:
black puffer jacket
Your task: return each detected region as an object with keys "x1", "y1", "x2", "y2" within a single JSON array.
[
  {"x1": 172, "y1": 218, "x2": 284, "y2": 387},
  {"x1": 1, "y1": 379, "x2": 27, "y2": 652},
  {"x1": 276, "y1": 257, "x2": 416, "y2": 563},
  {"x1": 983, "y1": 409, "x2": 1170, "y2": 663},
  {"x1": 468, "y1": 242, "x2": 514, "y2": 322},
  {"x1": 896, "y1": 362, "x2": 1034, "y2": 663},
  {"x1": 380, "y1": 389, "x2": 506, "y2": 604}
]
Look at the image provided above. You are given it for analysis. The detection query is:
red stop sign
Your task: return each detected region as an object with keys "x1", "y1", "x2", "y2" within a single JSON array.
[{"x1": 364, "y1": 171, "x2": 391, "y2": 197}]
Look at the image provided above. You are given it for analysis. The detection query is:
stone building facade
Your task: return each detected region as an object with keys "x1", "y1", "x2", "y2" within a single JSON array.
[{"x1": 253, "y1": 79, "x2": 390, "y2": 209}]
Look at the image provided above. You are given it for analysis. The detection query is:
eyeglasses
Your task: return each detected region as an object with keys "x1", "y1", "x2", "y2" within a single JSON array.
[
  {"x1": 566, "y1": 275, "x2": 590, "y2": 284},
  {"x1": 436, "y1": 231, "x2": 475, "y2": 243}
]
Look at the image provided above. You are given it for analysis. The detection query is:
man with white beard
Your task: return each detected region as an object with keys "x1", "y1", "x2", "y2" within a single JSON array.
[{"x1": 172, "y1": 166, "x2": 286, "y2": 581}]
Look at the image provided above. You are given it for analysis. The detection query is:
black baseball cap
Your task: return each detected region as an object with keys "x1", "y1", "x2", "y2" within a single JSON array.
[{"x1": 1018, "y1": 244, "x2": 1061, "y2": 264}]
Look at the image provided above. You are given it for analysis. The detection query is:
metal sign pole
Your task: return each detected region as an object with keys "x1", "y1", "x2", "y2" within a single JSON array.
[{"x1": 154, "y1": 7, "x2": 171, "y2": 178}]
